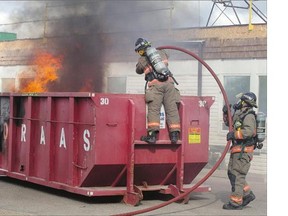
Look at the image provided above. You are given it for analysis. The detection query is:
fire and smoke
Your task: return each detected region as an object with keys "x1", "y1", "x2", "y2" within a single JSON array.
[
  {"x1": 21, "y1": 52, "x2": 63, "y2": 93},
  {"x1": 13, "y1": 1, "x2": 198, "y2": 92}
]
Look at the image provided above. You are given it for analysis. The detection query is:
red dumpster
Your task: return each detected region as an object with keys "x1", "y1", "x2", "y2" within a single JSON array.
[{"x1": 0, "y1": 92, "x2": 214, "y2": 205}]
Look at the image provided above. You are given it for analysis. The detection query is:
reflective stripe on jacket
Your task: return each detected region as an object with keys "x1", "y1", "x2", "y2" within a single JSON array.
[{"x1": 230, "y1": 145, "x2": 254, "y2": 154}]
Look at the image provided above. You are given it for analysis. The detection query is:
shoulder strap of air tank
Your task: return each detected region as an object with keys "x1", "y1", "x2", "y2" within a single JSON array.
[
  {"x1": 240, "y1": 110, "x2": 256, "y2": 122},
  {"x1": 238, "y1": 110, "x2": 256, "y2": 159}
]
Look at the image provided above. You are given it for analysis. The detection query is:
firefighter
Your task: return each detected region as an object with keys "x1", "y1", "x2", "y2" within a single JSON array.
[
  {"x1": 134, "y1": 38, "x2": 181, "y2": 144},
  {"x1": 222, "y1": 92, "x2": 257, "y2": 210}
]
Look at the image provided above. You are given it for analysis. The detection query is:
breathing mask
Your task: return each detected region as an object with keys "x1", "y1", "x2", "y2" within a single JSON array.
[{"x1": 233, "y1": 99, "x2": 243, "y2": 110}]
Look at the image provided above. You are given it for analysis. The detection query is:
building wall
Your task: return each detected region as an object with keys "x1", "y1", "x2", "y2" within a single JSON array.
[{"x1": 103, "y1": 24, "x2": 267, "y2": 61}]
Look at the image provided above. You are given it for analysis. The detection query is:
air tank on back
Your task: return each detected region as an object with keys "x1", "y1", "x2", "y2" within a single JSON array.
[
  {"x1": 256, "y1": 112, "x2": 266, "y2": 148},
  {"x1": 146, "y1": 47, "x2": 168, "y2": 74}
]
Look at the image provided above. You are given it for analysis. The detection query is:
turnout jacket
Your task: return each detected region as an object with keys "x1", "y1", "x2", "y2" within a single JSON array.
[{"x1": 230, "y1": 107, "x2": 257, "y2": 153}]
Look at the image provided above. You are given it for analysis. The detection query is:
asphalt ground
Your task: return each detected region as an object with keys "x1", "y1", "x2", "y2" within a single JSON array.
[{"x1": 0, "y1": 168, "x2": 267, "y2": 216}]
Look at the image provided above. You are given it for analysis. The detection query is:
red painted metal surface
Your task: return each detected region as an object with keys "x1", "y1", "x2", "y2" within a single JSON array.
[{"x1": 0, "y1": 92, "x2": 214, "y2": 205}]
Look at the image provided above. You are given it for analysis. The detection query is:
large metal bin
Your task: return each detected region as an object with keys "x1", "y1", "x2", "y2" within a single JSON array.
[{"x1": 0, "y1": 92, "x2": 214, "y2": 205}]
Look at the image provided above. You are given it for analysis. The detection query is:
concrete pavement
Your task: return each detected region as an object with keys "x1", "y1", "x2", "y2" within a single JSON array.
[{"x1": 0, "y1": 168, "x2": 267, "y2": 216}]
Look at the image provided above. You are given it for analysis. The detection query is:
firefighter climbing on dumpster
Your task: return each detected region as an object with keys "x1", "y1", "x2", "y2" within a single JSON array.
[
  {"x1": 134, "y1": 38, "x2": 181, "y2": 144},
  {"x1": 222, "y1": 92, "x2": 262, "y2": 210}
]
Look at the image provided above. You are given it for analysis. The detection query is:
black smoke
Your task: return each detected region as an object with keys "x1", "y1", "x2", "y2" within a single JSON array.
[
  {"x1": 47, "y1": 21, "x2": 106, "y2": 92},
  {"x1": 45, "y1": 1, "x2": 110, "y2": 92},
  {"x1": 43, "y1": 0, "x2": 176, "y2": 92}
]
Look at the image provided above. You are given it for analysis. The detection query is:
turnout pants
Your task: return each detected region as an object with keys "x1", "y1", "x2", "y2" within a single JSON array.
[
  {"x1": 227, "y1": 152, "x2": 253, "y2": 206},
  {"x1": 145, "y1": 82, "x2": 180, "y2": 133}
]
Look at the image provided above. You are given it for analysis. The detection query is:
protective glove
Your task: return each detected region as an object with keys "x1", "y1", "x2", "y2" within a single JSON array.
[
  {"x1": 226, "y1": 131, "x2": 235, "y2": 141},
  {"x1": 222, "y1": 104, "x2": 231, "y2": 114},
  {"x1": 233, "y1": 100, "x2": 242, "y2": 110}
]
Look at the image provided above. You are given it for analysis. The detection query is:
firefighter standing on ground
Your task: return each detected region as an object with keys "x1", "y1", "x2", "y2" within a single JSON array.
[
  {"x1": 134, "y1": 38, "x2": 181, "y2": 144},
  {"x1": 222, "y1": 92, "x2": 257, "y2": 210}
]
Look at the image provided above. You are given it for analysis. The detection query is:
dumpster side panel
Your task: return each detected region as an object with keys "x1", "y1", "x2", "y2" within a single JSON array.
[
  {"x1": 30, "y1": 97, "x2": 50, "y2": 180},
  {"x1": 79, "y1": 94, "x2": 133, "y2": 187},
  {"x1": 93, "y1": 94, "x2": 130, "y2": 164},
  {"x1": 44, "y1": 96, "x2": 97, "y2": 186},
  {"x1": 51, "y1": 97, "x2": 71, "y2": 184},
  {"x1": 0, "y1": 93, "x2": 214, "y2": 197},
  {"x1": 73, "y1": 97, "x2": 97, "y2": 186},
  {"x1": 11, "y1": 97, "x2": 28, "y2": 174},
  {"x1": 182, "y1": 96, "x2": 212, "y2": 163},
  {"x1": 182, "y1": 96, "x2": 214, "y2": 183}
]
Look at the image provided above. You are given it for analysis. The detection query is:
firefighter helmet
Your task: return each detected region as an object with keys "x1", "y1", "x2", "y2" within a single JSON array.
[
  {"x1": 241, "y1": 92, "x2": 258, "y2": 108},
  {"x1": 135, "y1": 38, "x2": 151, "y2": 52}
]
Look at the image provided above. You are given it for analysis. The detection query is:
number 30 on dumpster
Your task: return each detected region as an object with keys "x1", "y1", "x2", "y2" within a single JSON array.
[{"x1": 100, "y1": 97, "x2": 109, "y2": 105}]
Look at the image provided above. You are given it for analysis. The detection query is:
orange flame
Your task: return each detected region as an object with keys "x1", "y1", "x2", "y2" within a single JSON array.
[{"x1": 21, "y1": 52, "x2": 63, "y2": 92}]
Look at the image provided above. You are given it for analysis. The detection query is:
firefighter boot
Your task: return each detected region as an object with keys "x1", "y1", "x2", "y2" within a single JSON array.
[
  {"x1": 140, "y1": 131, "x2": 158, "y2": 144},
  {"x1": 242, "y1": 191, "x2": 256, "y2": 207},
  {"x1": 170, "y1": 131, "x2": 179, "y2": 144},
  {"x1": 222, "y1": 203, "x2": 243, "y2": 210}
]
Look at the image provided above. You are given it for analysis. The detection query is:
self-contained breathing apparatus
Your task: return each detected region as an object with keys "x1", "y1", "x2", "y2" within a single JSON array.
[
  {"x1": 145, "y1": 47, "x2": 179, "y2": 85},
  {"x1": 235, "y1": 110, "x2": 266, "y2": 150},
  {"x1": 255, "y1": 112, "x2": 266, "y2": 149},
  {"x1": 223, "y1": 102, "x2": 266, "y2": 150}
]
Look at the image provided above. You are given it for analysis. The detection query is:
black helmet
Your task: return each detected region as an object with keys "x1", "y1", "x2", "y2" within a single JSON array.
[
  {"x1": 241, "y1": 92, "x2": 258, "y2": 108},
  {"x1": 134, "y1": 38, "x2": 151, "y2": 52}
]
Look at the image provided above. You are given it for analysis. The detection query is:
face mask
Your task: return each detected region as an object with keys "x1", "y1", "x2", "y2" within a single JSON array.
[
  {"x1": 233, "y1": 99, "x2": 242, "y2": 110},
  {"x1": 137, "y1": 49, "x2": 145, "y2": 56}
]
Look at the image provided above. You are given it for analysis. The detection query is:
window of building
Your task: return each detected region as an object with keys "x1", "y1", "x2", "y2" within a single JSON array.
[
  {"x1": 107, "y1": 77, "x2": 126, "y2": 93},
  {"x1": 258, "y1": 76, "x2": 267, "y2": 116},
  {"x1": 1, "y1": 78, "x2": 15, "y2": 92}
]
